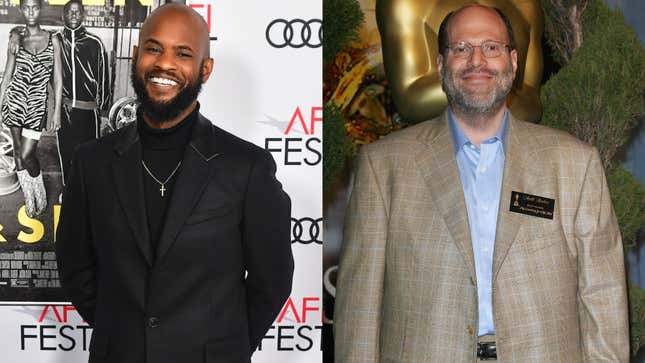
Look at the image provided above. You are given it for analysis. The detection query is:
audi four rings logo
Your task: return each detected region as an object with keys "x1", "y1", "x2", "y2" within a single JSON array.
[
  {"x1": 266, "y1": 19, "x2": 322, "y2": 48},
  {"x1": 291, "y1": 217, "x2": 322, "y2": 244}
]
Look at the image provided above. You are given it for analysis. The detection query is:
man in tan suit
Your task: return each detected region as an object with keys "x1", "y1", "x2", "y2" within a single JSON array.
[{"x1": 334, "y1": 5, "x2": 629, "y2": 362}]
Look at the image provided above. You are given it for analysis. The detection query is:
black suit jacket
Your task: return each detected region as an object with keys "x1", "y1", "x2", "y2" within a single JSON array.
[{"x1": 56, "y1": 114, "x2": 294, "y2": 363}]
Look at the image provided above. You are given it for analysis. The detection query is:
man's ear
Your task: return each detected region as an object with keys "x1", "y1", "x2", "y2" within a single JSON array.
[
  {"x1": 510, "y1": 49, "x2": 518, "y2": 76},
  {"x1": 201, "y1": 58, "x2": 214, "y2": 82}
]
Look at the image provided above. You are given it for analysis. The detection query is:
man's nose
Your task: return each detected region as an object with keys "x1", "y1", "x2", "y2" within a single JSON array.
[
  {"x1": 154, "y1": 50, "x2": 177, "y2": 70},
  {"x1": 468, "y1": 46, "x2": 487, "y2": 67}
]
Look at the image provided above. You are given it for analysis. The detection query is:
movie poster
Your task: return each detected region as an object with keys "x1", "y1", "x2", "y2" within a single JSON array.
[{"x1": 0, "y1": 0, "x2": 151, "y2": 303}]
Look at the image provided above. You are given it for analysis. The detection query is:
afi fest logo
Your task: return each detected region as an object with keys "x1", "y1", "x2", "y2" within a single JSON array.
[
  {"x1": 259, "y1": 296, "x2": 321, "y2": 352},
  {"x1": 19, "y1": 305, "x2": 91, "y2": 351},
  {"x1": 264, "y1": 106, "x2": 322, "y2": 166}
]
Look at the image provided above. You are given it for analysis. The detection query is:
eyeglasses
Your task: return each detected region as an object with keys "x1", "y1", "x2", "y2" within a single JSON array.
[{"x1": 446, "y1": 40, "x2": 510, "y2": 58}]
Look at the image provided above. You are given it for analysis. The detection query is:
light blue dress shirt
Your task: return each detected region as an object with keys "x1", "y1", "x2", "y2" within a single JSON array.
[{"x1": 448, "y1": 109, "x2": 508, "y2": 336}]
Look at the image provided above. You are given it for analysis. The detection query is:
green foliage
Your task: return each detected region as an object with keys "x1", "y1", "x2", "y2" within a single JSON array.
[
  {"x1": 541, "y1": 0, "x2": 645, "y2": 353},
  {"x1": 323, "y1": 0, "x2": 364, "y2": 64},
  {"x1": 323, "y1": 0, "x2": 363, "y2": 195},
  {"x1": 323, "y1": 104, "x2": 355, "y2": 193},
  {"x1": 607, "y1": 166, "x2": 645, "y2": 250},
  {"x1": 540, "y1": 0, "x2": 645, "y2": 167},
  {"x1": 630, "y1": 284, "x2": 645, "y2": 356},
  {"x1": 541, "y1": 0, "x2": 586, "y2": 65}
]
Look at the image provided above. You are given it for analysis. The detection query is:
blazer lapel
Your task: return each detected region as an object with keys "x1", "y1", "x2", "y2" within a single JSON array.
[
  {"x1": 415, "y1": 112, "x2": 476, "y2": 283},
  {"x1": 492, "y1": 116, "x2": 531, "y2": 281},
  {"x1": 111, "y1": 123, "x2": 153, "y2": 266},
  {"x1": 155, "y1": 114, "x2": 219, "y2": 263}
]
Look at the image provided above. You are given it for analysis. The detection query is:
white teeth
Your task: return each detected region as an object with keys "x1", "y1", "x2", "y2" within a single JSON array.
[{"x1": 150, "y1": 77, "x2": 178, "y2": 86}]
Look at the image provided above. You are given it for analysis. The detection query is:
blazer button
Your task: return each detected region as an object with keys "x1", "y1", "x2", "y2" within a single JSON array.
[
  {"x1": 467, "y1": 325, "x2": 474, "y2": 335},
  {"x1": 148, "y1": 317, "x2": 160, "y2": 328}
]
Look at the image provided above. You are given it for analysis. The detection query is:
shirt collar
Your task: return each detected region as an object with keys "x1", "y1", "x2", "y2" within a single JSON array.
[
  {"x1": 63, "y1": 25, "x2": 86, "y2": 38},
  {"x1": 137, "y1": 102, "x2": 200, "y2": 149},
  {"x1": 448, "y1": 107, "x2": 509, "y2": 154}
]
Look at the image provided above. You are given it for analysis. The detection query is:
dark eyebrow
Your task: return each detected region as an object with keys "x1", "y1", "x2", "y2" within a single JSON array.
[
  {"x1": 176, "y1": 45, "x2": 194, "y2": 53},
  {"x1": 142, "y1": 39, "x2": 194, "y2": 53},
  {"x1": 143, "y1": 39, "x2": 163, "y2": 47}
]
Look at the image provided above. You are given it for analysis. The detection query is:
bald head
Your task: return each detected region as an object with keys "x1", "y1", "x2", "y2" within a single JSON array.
[
  {"x1": 437, "y1": 5, "x2": 515, "y2": 57},
  {"x1": 140, "y1": 3, "x2": 210, "y2": 58},
  {"x1": 131, "y1": 3, "x2": 214, "y2": 126}
]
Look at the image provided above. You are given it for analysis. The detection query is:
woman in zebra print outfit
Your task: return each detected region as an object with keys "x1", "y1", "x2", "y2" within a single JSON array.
[{"x1": 0, "y1": 0, "x2": 62, "y2": 217}]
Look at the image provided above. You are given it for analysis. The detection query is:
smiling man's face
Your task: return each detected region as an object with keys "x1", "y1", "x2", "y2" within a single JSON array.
[
  {"x1": 131, "y1": 4, "x2": 212, "y2": 124},
  {"x1": 437, "y1": 6, "x2": 517, "y2": 117}
]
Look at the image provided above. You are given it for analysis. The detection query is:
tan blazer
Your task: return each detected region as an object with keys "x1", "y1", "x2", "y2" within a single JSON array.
[{"x1": 334, "y1": 111, "x2": 629, "y2": 362}]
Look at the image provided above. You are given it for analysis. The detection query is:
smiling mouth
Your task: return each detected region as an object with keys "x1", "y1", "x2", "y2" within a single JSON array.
[
  {"x1": 148, "y1": 77, "x2": 179, "y2": 87},
  {"x1": 463, "y1": 74, "x2": 492, "y2": 81}
]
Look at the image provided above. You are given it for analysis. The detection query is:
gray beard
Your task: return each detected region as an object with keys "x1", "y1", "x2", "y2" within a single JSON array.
[{"x1": 440, "y1": 60, "x2": 513, "y2": 121}]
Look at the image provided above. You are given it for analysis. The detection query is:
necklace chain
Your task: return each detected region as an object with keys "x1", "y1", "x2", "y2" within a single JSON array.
[{"x1": 141, "y1": 160, "x2": 182, "y2": 197}]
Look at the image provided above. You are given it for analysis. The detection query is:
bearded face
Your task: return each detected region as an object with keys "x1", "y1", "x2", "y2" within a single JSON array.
[
  {"x1": 130, "y1": 55, "x2": 204, "y2": 124},
  {"x1": 440, "y1": 54, "x2": 515, "y2": 117}
]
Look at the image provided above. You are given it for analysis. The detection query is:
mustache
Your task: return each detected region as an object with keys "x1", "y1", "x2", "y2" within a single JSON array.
[{"x1": 457, "y1": 67, "x2": 498, "y2": 78}]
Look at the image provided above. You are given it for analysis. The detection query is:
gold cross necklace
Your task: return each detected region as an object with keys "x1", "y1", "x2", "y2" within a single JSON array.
[{"x1": 141, "y1": 160, "x2": 182, "y2": 197}]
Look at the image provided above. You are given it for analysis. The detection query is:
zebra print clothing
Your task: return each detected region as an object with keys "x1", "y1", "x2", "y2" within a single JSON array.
[{"x1": 1, "y1": 32, "x2": 54, "y2": 132}]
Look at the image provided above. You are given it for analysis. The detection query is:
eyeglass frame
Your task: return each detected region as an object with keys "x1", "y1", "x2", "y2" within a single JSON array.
[{"x1": 445, "y1": 40, "x2": 512, "y2": 59}]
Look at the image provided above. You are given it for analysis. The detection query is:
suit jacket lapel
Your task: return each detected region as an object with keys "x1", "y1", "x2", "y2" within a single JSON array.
[
  {"x1": 155, "y1": 114, "x2": 219, "y2": 263},
  {"x1": 492, "y1": 115, "x2": 531, "y2": 281},
  {"x1": 111, "y1": 123, "x2": 153, "y2": 266},
  {"x1": 415, "y1": 112, "x2": 476, "y2": 283}
]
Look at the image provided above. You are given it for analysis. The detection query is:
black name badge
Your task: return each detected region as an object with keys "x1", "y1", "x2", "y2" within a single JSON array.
[{"x1": 509, "y1": 191, "x2": 555, "y2": 220}]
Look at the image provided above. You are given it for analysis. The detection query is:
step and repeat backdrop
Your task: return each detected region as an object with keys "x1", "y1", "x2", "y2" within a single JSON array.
[{"x1": 0, "y1": 0, "x2": 321, "y2": 362}]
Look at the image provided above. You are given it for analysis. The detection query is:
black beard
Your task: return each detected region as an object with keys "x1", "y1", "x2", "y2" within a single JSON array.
[{"x1": 130, "y1": 60, "x2": 204, "y2": 124}]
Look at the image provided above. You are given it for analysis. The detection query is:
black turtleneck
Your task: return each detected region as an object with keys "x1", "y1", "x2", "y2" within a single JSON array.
[{"x1": 138, "y1": 106, "x2": 198, "y2": 252}]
